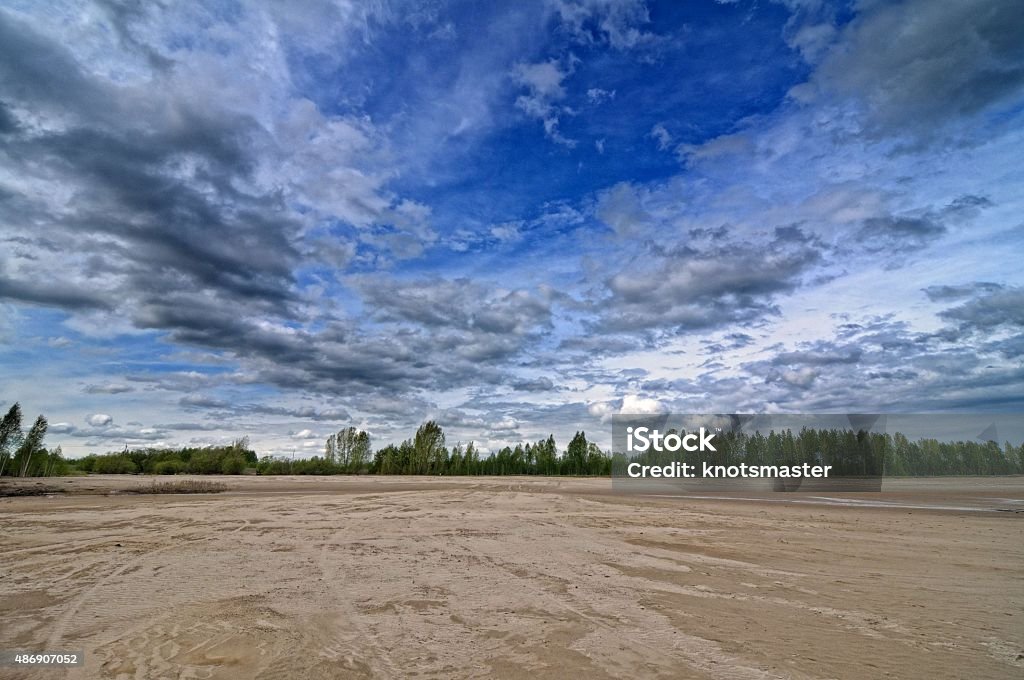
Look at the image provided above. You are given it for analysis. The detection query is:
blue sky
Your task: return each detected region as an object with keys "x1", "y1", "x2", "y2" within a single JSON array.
[{"x1": 1, "y1": 0, "x2": 1023, "y2": 456}]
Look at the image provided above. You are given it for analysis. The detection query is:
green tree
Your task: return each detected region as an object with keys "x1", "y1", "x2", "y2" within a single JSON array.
[
  {"x1": 565, "y1": 431, "x2": 588, "y2": 475},
  {"x1": 15, "y1": 415, "x2": 48, "y2": 477},
  {"x1": 0, "y1": 403, "x2": 24, "y2": 477},
  {"x1": 324, "y1": 433, "x2": 338, "y2": 463},
  {"x1": 463, "y1": 442, "x2": 479, "y2": 475},
  {"x1": 331, "y1": 427, "x2": 372, "y2": 472},
  {"x1": 413, "y1": 421, "x2": 445, "y2": 475}
]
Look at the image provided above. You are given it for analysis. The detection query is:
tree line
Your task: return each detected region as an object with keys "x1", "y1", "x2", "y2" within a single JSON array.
[
  {"x1": 3, "y1": 401, "x2": 1023, "y2": 477},
  {"x1": 257, "y1": 423, "x2": 611, "y2": 476},
  {"x1": 74, "y1": 439, "x2": 258, "y2": 475}
]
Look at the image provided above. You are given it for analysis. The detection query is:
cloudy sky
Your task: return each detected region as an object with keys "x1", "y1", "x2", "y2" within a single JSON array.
[{"x1": 1, "y1": 0, "x2": 1022, "y2": 457}]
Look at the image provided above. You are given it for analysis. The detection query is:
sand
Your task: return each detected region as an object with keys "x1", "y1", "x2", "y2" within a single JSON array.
[{"x1": 1, "y1": 475, "x2": 1022, "y2": 679}]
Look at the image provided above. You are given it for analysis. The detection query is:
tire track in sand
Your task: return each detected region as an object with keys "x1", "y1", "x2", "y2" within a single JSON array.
[
  {"x1": 45, "y1": 517, "x2": 249, "y2": 651},
  {"x1": 312, "y1": 526, "x2": 404, "y2": 678}
]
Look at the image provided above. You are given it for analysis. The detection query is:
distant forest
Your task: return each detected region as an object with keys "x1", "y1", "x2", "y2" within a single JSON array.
[
  {"x1": 72, "y1": 423, "x2": 612, "y2": 477},
  {"x1": 2, "y1": 402, "x2": 1023, "y2": 477}
]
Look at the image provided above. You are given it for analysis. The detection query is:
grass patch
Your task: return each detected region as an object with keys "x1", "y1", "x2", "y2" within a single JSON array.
[{"x1": 123, "y1": 479, "x2": 229, "y2": 494}]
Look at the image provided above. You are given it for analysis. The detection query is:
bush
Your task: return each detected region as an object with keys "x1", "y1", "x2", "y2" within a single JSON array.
[
  {"x1": 256, "y1": 456, "x2": 292, "y2": 475},
  {"x1": 220, "y1": 454, "x2": 246, "y2": 475},
  {"x1": 74, "y1": 455, "x2": 97, "y2": 472},
  {"x1": 187, "y1": 451, "x2": 222, "y2": 474},
  {"x1": 92, "y1": 455, "x2": 138, "y2": 474},
  {"x1": 153, "y1": 460, "x2": 186, "y2": 475}
]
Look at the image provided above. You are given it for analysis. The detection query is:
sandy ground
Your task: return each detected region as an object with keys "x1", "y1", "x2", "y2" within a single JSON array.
[{"x1": 1, "y1": 476, "x2": 1022, "y2": 679}]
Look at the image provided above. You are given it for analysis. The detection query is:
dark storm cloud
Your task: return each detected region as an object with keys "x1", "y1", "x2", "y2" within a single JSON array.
[
  {"x1": 178, "y1": 395, "x2": 350, "y2": 423},
  {"x1": 126, "y1": 371, "x2": 225, "y2": 393},
  {"x1": 352, "y1": 276, "x2": 554, "y2": 367},
  {"x1": 0, "y1": 12, "x2": 102, "y2": 114},
  {"x1": 246, "y1": 404, "x2": 352, "y2": 422},
  {"x1": 853, "y1": 194, "x2": 995, "y2": 256},
  {"x1": 0, "y1": 101, "x2": 18, "y2": 134},
  {"x1": 6, "y1": 121, "x2": 300, "y2": 307},
  {"x1": 156, "y1": 422, "x2": 221, "y2": 432},
  {"x1": 938, "y1": 286, "x2": 1024, "y2": 332},
  {"x1": 0, "y1": 273, "x2": 112, "y2": 309},
  {"x1": 83, "y1": 383, "x2": 135, "y2": 395},
  {"x1": 702, "y1": 332, "x2": 755, "y2": 354},
  {"x1": 510, "y1": 377, "x2": 555, "y2": 392},
  {"x1": 814, "y1": 0, "x2": 1024, "y2": 139},
  {"x1": 93, "y1": 0, "x2": 175, "y2": 71},
  {"x1": 558, "y1": 334, "x2": 651, "y2": 355},
  {"x1": 594, "y1": 228, "x2": 822, "y2": 335},
  {"x1": 145, "y1": 307, "x2": 519, "y2": 398},
  {"x1": 0, "y1": 10, "x2": 306, "y2": 373},
  {"x1": 724, "y1": 305, "x2": 1024, "y2": 413},
  {"x1": 0, "y1": 25, "x2": 462, "y2": 395},
  {"x1": 3, "y1": 47, "x2": 562, "y2": 401},
  {"x1": 179, "y1": 395, "x2": 231, "y2": 409},
  {"x1": 771, "y1": 343, "x2": 863, "y2": 366},
  {"x1": 981, "y1": 335, "x2": 1024, "y2": 360},
  {"x1": 924, "y1": 282, "x2": 1004, "y2": 302},
  {"x1": 864, "y1": 369, "x2": 919, "y2": 382},
  {"x1": 358, "y1": 277, "x2": 551, "y2": 336},
  {"x1": 0, "y1": 10, "x2": 414, "y2": 411},
  {"x1": 856, "y1": 216, "x2": 945, "y2": 252},
  {"x1": 942, "y1": 195, "x2": 994, "y2": 220}
]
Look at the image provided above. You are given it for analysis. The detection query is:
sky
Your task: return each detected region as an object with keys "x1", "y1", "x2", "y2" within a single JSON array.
[{"x1": 1, "y1": 0, "x2": 1023, "y2": 458}]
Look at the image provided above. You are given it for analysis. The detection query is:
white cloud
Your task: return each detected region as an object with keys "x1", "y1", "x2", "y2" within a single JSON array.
[
  {"x1": 650, "y1": 123, "x2": 672, "y2": 150},
  {"x1": 552, "y1": 0, "x2": 658, "y2": 51},
  {"x1": 587, "y1": 401, "x2": 616, "y2": 422},
  {"x1": 513, "y1": 60, "x2": 569, "y2": 100},
  {"x1": 677, "y1": 132, "x2": 753, "y2": 166},
  {"x1": 86, "y1": 413, "x2": 113, "y2": 427},
  {"x1": 490, "y1": 222, "x2": 523, "y2": 242},
  {"x1": 595, "y1": 182, "x2": 652, "y2": 238},
  {"x1": 512, "y1": 58, "x2": 577, "y2": 147},
  {"x1": 620, "y1": 395, "x2": 666, "y2": 415},
  {"x1": 781, "y1": 368, "x2": 819, "y2": 389}
]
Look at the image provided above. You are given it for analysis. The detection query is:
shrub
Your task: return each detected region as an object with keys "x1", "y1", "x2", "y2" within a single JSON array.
[
  {"x1": 220, "y1": 454, "x2": 246, "y2": 475},
  {"x1": 256, "y1": 456, "x2": 292, "y2": 475},
  {"x1": 153, "y1": 460, "x2": 186, "y2": 475},
  {"x1": 123, "y1": 480, "x2": 228, "y2": 494},
  {"x1": 92, "y1": 455, "x2": 138, "y2": 474},
  {"x1": 187, "y1": 451, "x2": 221, "y2": 474}
]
